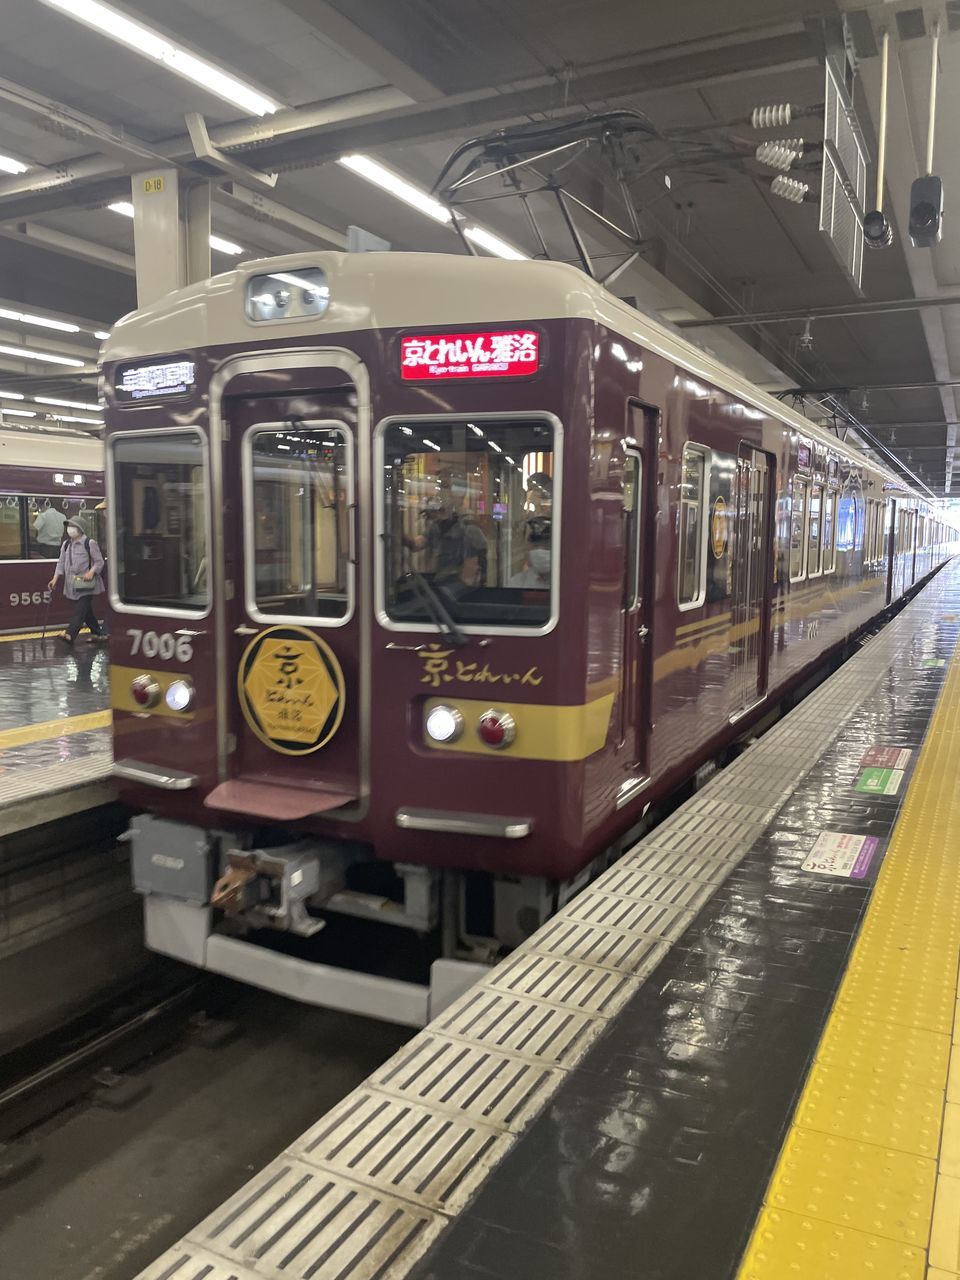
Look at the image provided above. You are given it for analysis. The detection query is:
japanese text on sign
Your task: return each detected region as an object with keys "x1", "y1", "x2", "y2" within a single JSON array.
[
  {"x1": 116, "y1": 359, "x2": 196, "y2": 401},
  {"x1": 400, "y1": 330, "x2": 540, "y2": 381}
]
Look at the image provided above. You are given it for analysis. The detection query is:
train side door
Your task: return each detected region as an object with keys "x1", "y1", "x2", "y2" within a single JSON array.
[
  {"x1": 731, "y1": 445, "x2": 773, "y2": 719},
  {"x1": 886, "y1": 499, "x2": 897, "y2": 604},
  {"x1": 207, "y1": 385, "x2": 364, "y2": 824},
  {"x1": 618, "y1": 405, "x2": 656, "y2": 776}
]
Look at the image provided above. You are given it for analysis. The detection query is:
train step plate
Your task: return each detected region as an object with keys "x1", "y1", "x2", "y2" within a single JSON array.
[{"x1": 204, "y1": 779, "x2": 356, "y2": 820}]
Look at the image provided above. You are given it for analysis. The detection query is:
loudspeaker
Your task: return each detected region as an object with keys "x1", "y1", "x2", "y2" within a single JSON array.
[{"x1": 909, "y1": 174, "x2": 944, "y2": 247}]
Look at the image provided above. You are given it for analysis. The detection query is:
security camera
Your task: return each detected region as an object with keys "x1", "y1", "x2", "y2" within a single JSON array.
[{"x1": 909, "y1": 174, "x2": 944, "y2": 248}]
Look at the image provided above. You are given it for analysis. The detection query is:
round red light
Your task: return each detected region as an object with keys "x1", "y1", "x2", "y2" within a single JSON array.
[
  {"x1": 477, "y1": 709, "x2": 516, "y2": 749},
  {"x1": 130, "y1": 674, "x2": 160, "y2": 708}
]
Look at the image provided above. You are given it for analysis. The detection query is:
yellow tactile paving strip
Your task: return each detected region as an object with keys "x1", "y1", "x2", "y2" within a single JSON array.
[
  {"x1": 737, "y1": 631, "x2": 960, "y2": 1280},
  {"x1": 0, "y1": 709, "x2": 112, "y2": 751}
]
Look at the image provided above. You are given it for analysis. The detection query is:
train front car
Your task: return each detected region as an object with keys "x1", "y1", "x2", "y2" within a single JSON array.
[{"x1": 103, "y1": 252, "x2": 619, "y2": 1019}]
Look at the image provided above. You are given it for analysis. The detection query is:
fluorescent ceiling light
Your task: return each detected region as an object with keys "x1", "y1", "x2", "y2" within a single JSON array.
[
  {"x1": 35, "y1": 396, "x2": 100, "y2": 411},
  {"x1": 45, "y1": 413, "x2": 104, "y2": 425},
  {"x1": 94, "y1": 330, "x2": 110, "y2": 340},
  {"x1": 209, "y1": 233, "x2": 243, "y2": 256},
  {"x1": 0, "y1": 306, "x2": 80, "y2": 334},
  {"x1": 464, "y1": 225, "x2": 528, "y2": 261},
  {"x1": 2, "y1": 409, "x2": 37, "y2": 417},
  {"x1": 0, "y1": 154, "x2": 28, "y2": 175},
  {"x1": 338, "y1": 155, "x2": 452, "y2": 225},
  {"x1": 0, "y1": 389, "x2": 25, "y2": 400},
  {"x1": 37, "y1": 0, "x2": 279, "y2": 117},
  {"x1": 109, "y1": 202, "x2": 244, "y2": 254},
  {"x1": 0, "y1": 344, "x2": 86, "y2": 368},
  {"x1": 338, "y1": 153, "x2": 528, "y2": 260}
]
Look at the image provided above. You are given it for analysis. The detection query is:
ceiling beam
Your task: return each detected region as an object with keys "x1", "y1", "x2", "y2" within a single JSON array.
[
  {"x1": 238, "y1": 29, "x2": 821, "y2": 171},
  {"x1": 274, "y1": 1, "x2": 441, "y2": 101},
  {"x1": 216, "y1": 183, "x2": 347, "y2": 248}
]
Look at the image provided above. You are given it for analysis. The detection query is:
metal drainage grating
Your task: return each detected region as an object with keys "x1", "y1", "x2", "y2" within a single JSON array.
[
  {"x1": 523, "y1": 916, "x2": 670, "y2": 975},
  {"x1": 291, "y1": 1089, "x2": 511, "y2": 1213},
  {"x1": 562, "y1": 890, "x2": 696, "y2": 939},
  {"x1": 483, "y1": 950, "x2": 637, "y2": 1016},
  {"x1": 191, "y1": 1159, "x2": 444, "y2": 1280},
  {"x1": 368, "y1": 1035, "x2": 561, "y2": 1133},
  {"x1": 436, "y1": 988, "x2": 603, "y2": 1065}
]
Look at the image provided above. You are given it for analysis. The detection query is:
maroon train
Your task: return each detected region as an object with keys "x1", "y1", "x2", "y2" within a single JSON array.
[
  {"x1": 102, "y1": 253, "x2": 953, "y2": 1020},
  {"x1": 0, "y1": 429, "x2": 104, "y2": 633}
]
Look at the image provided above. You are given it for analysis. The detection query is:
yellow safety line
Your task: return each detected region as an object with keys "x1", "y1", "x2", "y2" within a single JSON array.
[
  {"x1": 0, "y1": 709, "x2": 112, "y2": 751},
  {"x1": 0, "y1": 630, "x2": 56, "y2": 643},
  {"x1": 737, "y1": 626, "x2": 960, "y2": 1279}
]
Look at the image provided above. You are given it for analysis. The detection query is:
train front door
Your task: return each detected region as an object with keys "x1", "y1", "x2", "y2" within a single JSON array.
[
  {"x1": 207, "y1": 370, "x2": 365, "y2": 825},
  {"x1": 731, "y1": 445, "x2": 773, "y2": 719}
]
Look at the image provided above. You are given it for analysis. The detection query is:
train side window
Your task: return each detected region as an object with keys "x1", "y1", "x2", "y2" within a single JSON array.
[
  {"x1": 677, "y1": 445, "x2": 707, "y2": 609},
  {"x1": 0, "y1": 495, "x2": 25, "y2": 560},
  {"x1": 111, "y1": 431, "x2": 209, "y2": 615},
  {"x1": 823, "y1": 490, "x2": 836, "y2": 573},
  {"x1": 789, "y1": 477, "x2": 807, "y2": 582},
  {"x1": 623, "y1": 452, "x2": 642, "y2": 610},
  {"x1": 865, "y1": 500, "x2": 876, "y2": 564},
  {"x1": 807, "y1": 484, "x2": 823, "y2": 577},
  {"x1": 245, "y1": 424, "x2": 352, "y2": 624}
]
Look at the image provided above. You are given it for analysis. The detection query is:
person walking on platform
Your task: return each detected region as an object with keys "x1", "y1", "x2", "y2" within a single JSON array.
[{"x1": 48, "y1": 519, "x2": 107, "y2": 645}]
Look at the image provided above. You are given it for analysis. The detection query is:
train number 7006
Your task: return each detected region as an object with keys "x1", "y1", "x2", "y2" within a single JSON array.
[{"x1": 127, "y1": 629, "x2": 193, "y2": 662}]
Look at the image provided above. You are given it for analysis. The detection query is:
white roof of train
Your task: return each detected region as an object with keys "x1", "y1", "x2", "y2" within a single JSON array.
[
  {"x1": 0, "y1": 427, "x2": 102, "y2": 470},
  {"x1": 105, "y1": 252, "x2": 924, "y2": 500}
]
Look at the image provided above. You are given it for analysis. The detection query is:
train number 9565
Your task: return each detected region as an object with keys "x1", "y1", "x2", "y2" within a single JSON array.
[
  {"x1": 127, "y1": 628, "x2": 193, "y2": 662},
  {"x1": 10, "y1": 591, "x2": 51, "y2": 606}
]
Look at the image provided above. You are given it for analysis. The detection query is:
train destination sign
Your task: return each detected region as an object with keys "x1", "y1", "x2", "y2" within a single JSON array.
[
  {"x1": 238, "y1": 624, "x2": 346, "y2": 755},
  {"x1": 400, "y1": 329, "x2": 540, "y2": 380},
  {"x1": 115, "y1": 358, "x2": 197, "y2": 402}
]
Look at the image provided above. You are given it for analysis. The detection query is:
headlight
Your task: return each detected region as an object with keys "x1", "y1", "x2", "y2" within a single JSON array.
[
  {"x1": 164, "y1": 679, "x2": 195, "y2": 712},
  {"x1": 425, "y1": 704, "x2": 464, "y2": 744},
  {"x1": 130, "y1": 674, "x2": 160, "y2": 708}
]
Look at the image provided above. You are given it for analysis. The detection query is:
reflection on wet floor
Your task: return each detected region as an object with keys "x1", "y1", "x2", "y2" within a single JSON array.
[{"x1": 0, "y1": 636, "x2": 111, "y2": 771}]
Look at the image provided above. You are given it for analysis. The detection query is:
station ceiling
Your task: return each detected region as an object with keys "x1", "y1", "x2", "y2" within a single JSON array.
[{"x1": 0, "y1": 0, "x2": 956, "y2": 496}]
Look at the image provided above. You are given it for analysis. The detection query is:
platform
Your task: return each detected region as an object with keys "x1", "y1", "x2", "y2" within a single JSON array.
[
  {"x1": 137, "y1": 560, "x2": 960, "y2": 1280},
  {"x1": 0, "y1": 630, "x2": 114, "y2": 835}
]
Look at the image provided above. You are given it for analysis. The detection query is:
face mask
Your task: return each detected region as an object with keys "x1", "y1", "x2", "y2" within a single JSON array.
[
  {"x1": 67, "y1": 526, "x2": 82, "y2": 539},
  {"x1": 528, "y1": 548, "x2": 551, "y2": 577}
]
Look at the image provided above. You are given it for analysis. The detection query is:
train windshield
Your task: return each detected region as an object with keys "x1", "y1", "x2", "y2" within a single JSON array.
[
  {"x1": 382, "y1": 416, "x2": 557, "y2": 630},
  {"x1": 111, "y1": 431, "x2": 208, "y2": 613}
]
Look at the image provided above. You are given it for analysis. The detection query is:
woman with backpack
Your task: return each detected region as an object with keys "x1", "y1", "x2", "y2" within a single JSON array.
[{"x1": 48, "y1": 518, "x2": 107, "y2": 645}]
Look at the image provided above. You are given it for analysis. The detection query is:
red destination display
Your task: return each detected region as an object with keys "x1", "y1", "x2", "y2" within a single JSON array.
[{"x1": 400, "y1": 330, "x2": 540, "y2": 380}]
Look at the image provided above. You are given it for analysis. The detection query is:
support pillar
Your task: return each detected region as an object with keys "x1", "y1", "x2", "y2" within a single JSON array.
[{"x1": 132, "y1": 168, "x2": 212, "y2": 307}]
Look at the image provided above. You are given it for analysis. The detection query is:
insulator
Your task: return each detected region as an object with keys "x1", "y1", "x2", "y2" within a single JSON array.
[
  {"x1": 751, "y1": 104, "x2": 793, "y2": 129},
  {"x1": 755, "y1": 139, "x2": 804, "y2": 171},
  {"x1": 771, "y1": 174, "x2": 808, "y2": 203}
]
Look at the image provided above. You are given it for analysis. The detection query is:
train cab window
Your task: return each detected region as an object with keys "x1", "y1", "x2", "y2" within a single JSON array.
[
  {"x1": 823, "y1": 491, "x2": 836, "y2": 573},
  {"x1": 789, "y1": 477, "x2": 807, "y2": 581},
  {"x1": 111, "y1": 432, "x2": 208, "y2": 613},
  {"x1": 678, "y1": 446, "x2": 706, "y2": 608},
  {"x1": 807, "y1": 484, "x2": 823, "y2": 577},
  {"x1": 0, "y1": 496, "x2": 24, "y2": 560},
  {"x1": 246, "y1": 425, "x2": 352, "y2": 623},
  {"x1": 381, "y1": 416, "x2": 557, "y2": 631}
]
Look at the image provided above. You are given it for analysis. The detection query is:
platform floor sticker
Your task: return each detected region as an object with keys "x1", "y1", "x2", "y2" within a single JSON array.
[
  {"x1": 855, "y1": 767, "x2": 905, "y2": 796},
  {"x1": 860, "y1": 746, "x2": 912, "y2": 770},
  {"x1": 922, "y1": 658, "x2": 946, "y2": 669},
  {"x1": 802, "y1": 831, "x2": 880, "y2": 879}
]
